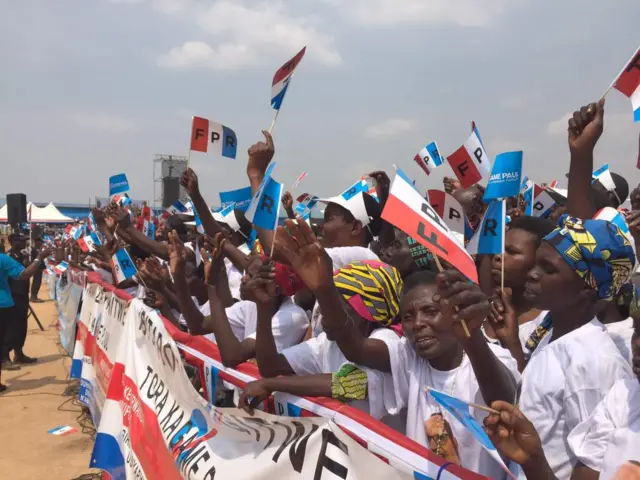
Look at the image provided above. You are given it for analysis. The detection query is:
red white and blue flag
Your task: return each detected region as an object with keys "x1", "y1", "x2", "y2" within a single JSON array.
[
  {"x1": 413, "y1": 141, "x2": 443, "y2": 176},
  {"x1": 271, "y1": 47, "x2": 306, "y2": 111},
  {"x1": 78, "y1": 233, "x2": 102, "y2": 253},
  {"x1": 110, "y1": 249, "x2": 137, "y2": 284},
  {"x1": 447, "y1": 126, "x2": 492, "y2": 189},
  {"x1": 53, "y1": 261, "x2": 69, "y2": 275},
  {"x1": 292, "y1": 172, "x2": 307, "y2": 189},
  {"x1": 613, "y1": 46, "x2": 640, "y2": 122},
  {"x1": 190, "y1": 116, "x2": 238, "y2": 159}
]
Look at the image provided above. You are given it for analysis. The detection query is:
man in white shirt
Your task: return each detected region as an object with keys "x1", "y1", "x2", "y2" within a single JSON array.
[{"x1": 517, "y1": 214, "x2": 635, "y2": 478}]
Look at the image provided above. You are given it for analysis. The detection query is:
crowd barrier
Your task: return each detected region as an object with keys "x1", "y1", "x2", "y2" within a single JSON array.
[{"x1": 51, "y1": 269, "x2": 487, "y2": 480}]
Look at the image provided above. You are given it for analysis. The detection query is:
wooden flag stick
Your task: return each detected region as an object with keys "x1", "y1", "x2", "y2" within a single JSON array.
[{"x1": 429, "y1": 251, "x2": 471, "y2": 338}]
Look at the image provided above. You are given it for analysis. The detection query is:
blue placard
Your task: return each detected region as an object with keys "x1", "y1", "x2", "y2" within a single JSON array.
[
  {"x1": 219, "y1": 186, "x2": 253, "y2": 212},
  {"x1": 109, "y1": 174, "x2": 129, "y2": 197},
  {"x1": 484, "y1": 151, "x2": 523, "y2": 201}
]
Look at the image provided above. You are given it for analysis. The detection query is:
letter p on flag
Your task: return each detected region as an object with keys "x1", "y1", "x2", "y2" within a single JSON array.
[
  {"x1": 190, "y1": 116, "x2": 238, "y2": 159},
  {"x1": 447, "y1": 125, "x2": 493, "y2": 189}
]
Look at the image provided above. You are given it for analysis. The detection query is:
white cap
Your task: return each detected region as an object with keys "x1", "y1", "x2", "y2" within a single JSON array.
[{"x1": 318, "y1": 191, "x2": 371, "y2": 227}]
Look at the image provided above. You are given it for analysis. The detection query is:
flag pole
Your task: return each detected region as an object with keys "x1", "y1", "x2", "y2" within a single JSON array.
[
  {"x1": 602, "y1": 45, "x2": 640, "y2": 99},
  {"x1": 429, "y1": 251, "x2": 471, "y2": 338}
]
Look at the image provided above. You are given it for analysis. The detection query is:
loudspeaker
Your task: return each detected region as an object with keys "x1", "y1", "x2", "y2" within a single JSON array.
[
  {"x1": 6, "y1": 193, "x2": 27, "y2": 226},
  {"x1": 162, "y1": 177, "x2": 180, "y2": 208}
]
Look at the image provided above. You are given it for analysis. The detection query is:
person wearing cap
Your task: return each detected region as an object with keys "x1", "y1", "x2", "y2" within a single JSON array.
[
  {"x1": 516, "y1": 213, "x2": 634, "y2": 478},
  {"x1": 0, "y1": 239, "x2": 51, "y2": 391}
]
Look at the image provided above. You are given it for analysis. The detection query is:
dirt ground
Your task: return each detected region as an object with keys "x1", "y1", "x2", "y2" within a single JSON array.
[{"x1": 0, "y1": 284, "x2": 102, "y2": 480}]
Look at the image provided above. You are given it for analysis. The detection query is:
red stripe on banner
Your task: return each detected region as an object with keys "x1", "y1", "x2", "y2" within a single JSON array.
[
  {"x1": 447, "y1": 145, "x2": 483, "y2": 189},
  {"x1": 615, "y1": 49, "x2": 640, "y2": 97},
  {"x1": 120, "y1": 375, "x2": 184, "y2": 480},
  {"x1": 190, "y1": 116, "x2": 209, "y2": 153},
  {"x1": 272, "y1": 47, "x2": 306, "y2": 85},
  {"x1": 426, "y1": 189, "x2": 445, "y2": 218},
  {"x1": 382, "y1": 194, "x2": 478, "y2": 282}
]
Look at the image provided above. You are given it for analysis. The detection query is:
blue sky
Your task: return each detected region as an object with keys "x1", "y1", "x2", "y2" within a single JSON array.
[{"x1": 1, "y1": 0, "x2": 639, "y2": 206}]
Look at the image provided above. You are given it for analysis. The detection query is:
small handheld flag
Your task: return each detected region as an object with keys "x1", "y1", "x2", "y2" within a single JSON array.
[
  {"x1": 427, "y1": 388, "x2": 514, "y2": 479},
  {"x1": 484, "y1": 151, "x2": 523, "y2": 201},
  {"x1": 78, "y1": 233, "x2": 102, "y2": 253},
  {"x1": 295, "y1": 193, "x2": 319, "y2": 217},
  {"x1": 110, "y1": 249, "x2": 137, "y2": 284},
  {"x1": 219, "y1": 186, "x2": 253, "y2": 212},
  {"x1": 466, "y1": 200, "x2": 506, "y2": 255},
  {"x1": 447, "y1": 125, "x2": 492, "y2": 189},
  {"x1": 610, "y1": 46, "x2": 640, "y2": 122},
  {"x1": 53, "y1": 261, "x2": 69, "y2": 275},
  {"x1": 112, "y1": 194, "x2": 132, "y2": 208},
  {"x1": 109, "y1": 174, "x2": 130, "y2": 197},
  {"x1": 292, "y1": 172, "x2": 307, "y2": 189},
  {"x1": 271, "y1": 47, "x2": 306, "y2": 111},
  {"x1": 48, "y1": 425, "x2": 78, "y2": 436},
  {"x1": 426, "y1": 190, "x2": 466, "y2": 246},
  {"x1": 245, "y1": 175, "x2": 283, "y2": 231},
  {"x1": 414, "y1": 141, "x2": 443, "y2": 176},
  {"x1": 190, "y1": 116, "x2": 238, "y2": 159},
  {"x1": 382, "y1": 172, "x2": 478, "y2": 283},
  {"x1": 164, "y1": 200, "x2": 188, "y2": 218}
]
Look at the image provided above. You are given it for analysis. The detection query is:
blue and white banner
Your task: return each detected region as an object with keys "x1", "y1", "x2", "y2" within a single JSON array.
[
  {"x1": 466, "y1": 200, "x2": 506, "y2": 255},
  {"x1": 484, "y1": 151, "x2": 522, "y2": 201},
  {"x1": 109, "y1": 174, "x2": 130, "y2": 197}
]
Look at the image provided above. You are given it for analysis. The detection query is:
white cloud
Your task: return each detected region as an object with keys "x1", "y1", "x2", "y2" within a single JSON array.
[
  {"x1": 364, "y1": 118, "x2": 414, "y2": 138},
  {"x1": 65, "y1": 112, "x2": 138, "y2": 134},
  {"x1": 331, "y1": 0, "x2": 513, "y2": 27},
  {"x1": 154, "y1": 1, "x2": 341, "y2": 70},
  {"x1": 547, "y1": 113, "x2": 572, "y2": 136}
]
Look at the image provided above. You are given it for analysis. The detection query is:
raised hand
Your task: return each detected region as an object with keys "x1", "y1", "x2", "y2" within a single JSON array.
[
  {"x1": 281, "y1": 191, "x2": 293, "y2": 210},
  {"x1": 568, "y1": 99, "x2": 605, "y2": 156},
  {"x1": 443, "y1": 176, "x2": 461, "y2": 195},
  {"x1": 238, "y1": 379, "x2": 272, "y2": 415},
  {"x1": 241, "y1": 261, "x2": 279, "y2": 305},
  {"x1": 180, "y1": 168, "x2": 200, "y2": 197},
  {"x1": 167, "y1": 230, "x2": 187, "y2": 276},
  {"x1": 625, "y1": 210, "x2": 640, "y2": 242},
  {"x1": 247, "y1": 130, "x2": 274, "y2": 179},
  {"x1": 488, "y1": 288, "x2": 519, "y2": 346},
  {"x1": 37, "y1": 247, "x2": 52, "y2": 261},
  {"x1": 137, "y1": 258, "x2": 167, "y2": 291},
  {"x1": 273, "y1": 219, "x2": 333, "y2": 292},
  {"x1": 369, "y1": 170, "x2": 390, "y2": 201},
  {"x1": 434, "y1": 270, "x2": 490, "y2": 339},
  {"x1": 483, "y1": 401, "x2": 544, "y2": 466},
  {"x1": 110, "y1": 206, "x2": 131, "y2": 231},
  {"x1": 201, "y1": 233, "x2": 227, "y2": 285}
]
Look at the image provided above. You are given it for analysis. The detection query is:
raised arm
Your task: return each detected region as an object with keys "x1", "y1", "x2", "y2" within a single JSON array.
[
  {"x1": 566, "y1": 99, "x2": 605, "y2": 219},
  {"x1": 281, "y1": 191, "x2": 296, "y2": 220},
  {"x1": 200, "y1": 235, "x2": 255, "y2": 368},
  {"x1": 109, "y1": 206, "x2": 170, "y2": 260},
  {"x1": 17, "y1": 248, "x2": 51, "y2": 280},
  {"x1": 436, "y1": 271, "x2": 517, "y2": 405},
  {"x1": 273, "y1": 219, "x2": 392, "y2": 372},
  {"x1": 180, "y1": 168, "x2": 227, "y2": 239}
]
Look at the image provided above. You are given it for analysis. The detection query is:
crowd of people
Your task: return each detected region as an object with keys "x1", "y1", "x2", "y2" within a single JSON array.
[{"x1": 1, "y1": 98, "x2": 639, "y2": 479}]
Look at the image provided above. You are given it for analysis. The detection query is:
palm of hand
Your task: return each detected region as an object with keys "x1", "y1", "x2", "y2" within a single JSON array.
[{"x1": 289, "y1": 244, "x2": 333, "y2": 292}]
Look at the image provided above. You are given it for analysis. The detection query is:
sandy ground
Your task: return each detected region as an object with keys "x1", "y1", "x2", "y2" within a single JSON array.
[{"x1": 0, "y1": 284, "x2": 102, "y2": 480}]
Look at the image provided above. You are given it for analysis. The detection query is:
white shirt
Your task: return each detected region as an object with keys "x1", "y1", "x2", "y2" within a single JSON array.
[
  {"x1": 224, "y1": 258, "x2": 243, "y2": 300},
  {"x1": 518, "y1": 319, "x2": 633, "y2": 479},
  {"x1": 605, "y1": 318, "x2": 634, "y2": 366},
  {"x1": 567, "y1": 378, "x2": 640, "y2": 480},
  {"x1": 281, "y1": 328, "x2": 399, "y2": 418},
  {"x1": 310, "y1": 246, "x2": 380, "y2": 337},
  {"x1": 374, "y1": 335, "x2": 520, "y2": 479},
  {"x1": 205, "y1": 298, "x2": 308, "y2": 352}
]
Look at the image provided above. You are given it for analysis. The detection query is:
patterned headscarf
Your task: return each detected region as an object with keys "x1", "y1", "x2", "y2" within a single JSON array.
[
  {"x1": 333, "y1": 260, "x2": 403, "y2": 326},
  {"x1": 544, "y1": 214, "x2": 636, "y2": 301}
]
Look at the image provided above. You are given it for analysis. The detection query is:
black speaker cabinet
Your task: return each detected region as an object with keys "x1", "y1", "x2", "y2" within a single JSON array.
[
  {"x1": 162, "y1": 177, "x2": 180, "y2": 208},
  {"x1": 6, "y1": 193, "x2": 27, "y2": 225}
]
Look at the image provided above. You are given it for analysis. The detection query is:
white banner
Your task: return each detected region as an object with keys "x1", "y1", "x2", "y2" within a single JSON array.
[
  {"x1": 72, "y1": 275, "x2": 486, "y2": 480},
  {"x1": 55, "y1": 270, "x2": 85, "y2": 355}
]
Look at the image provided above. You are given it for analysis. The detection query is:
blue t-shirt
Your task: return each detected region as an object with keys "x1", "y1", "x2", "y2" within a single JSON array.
[{"x1": 0, "y1": 253, "x2": 25, "y2": 308}]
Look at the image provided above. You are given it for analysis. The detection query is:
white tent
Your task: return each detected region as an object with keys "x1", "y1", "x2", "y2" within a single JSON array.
[{"x1": 0, "y1": 202, "x2": 74, "y2": 224}]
